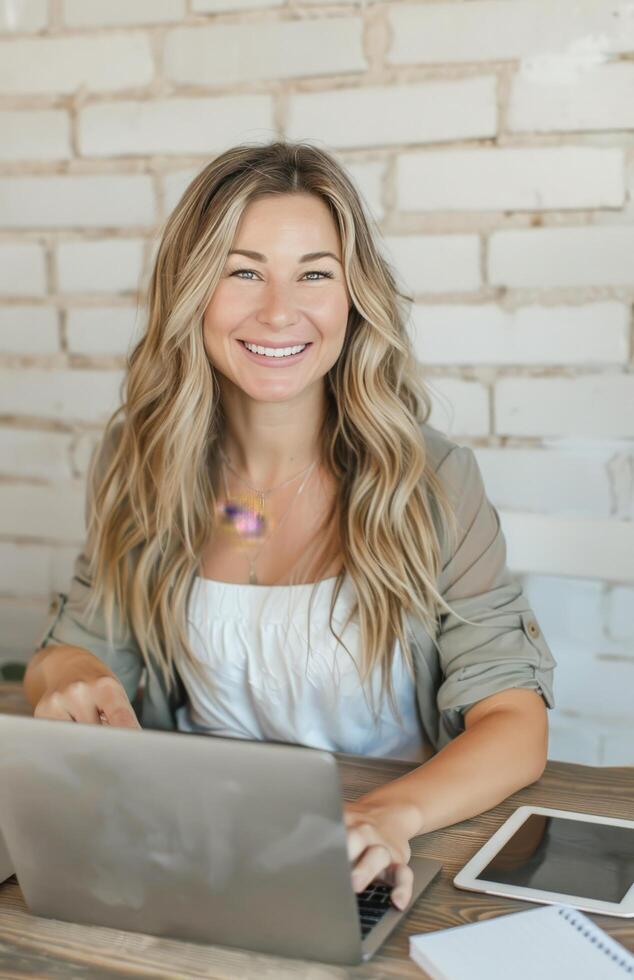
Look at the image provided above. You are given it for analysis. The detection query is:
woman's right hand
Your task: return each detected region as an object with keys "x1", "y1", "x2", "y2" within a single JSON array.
[{"x1": 34, "y1": 672, "x2": 141, "y2": 729}]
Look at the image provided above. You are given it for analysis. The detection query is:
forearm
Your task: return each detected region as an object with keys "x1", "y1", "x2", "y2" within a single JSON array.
[
  {"x1": 360, "y1": 707, "x2": 548, "y2": 840},
  {"x1": 23, "y1": 644, "x2": 115, "y2": 709}
]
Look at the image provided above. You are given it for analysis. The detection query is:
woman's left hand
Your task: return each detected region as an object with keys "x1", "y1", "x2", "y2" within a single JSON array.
[{"x1": 342, "y1": 796, "x2": 416, "y2": 910}]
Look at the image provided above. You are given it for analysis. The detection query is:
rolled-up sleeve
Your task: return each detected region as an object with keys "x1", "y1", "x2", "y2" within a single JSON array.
[
  {"x1": 434, "y1": 445, "x2": 557, "y2": 736},
  {"x1": 32, "y1": 424, "x2": 144, "y2": 705}
]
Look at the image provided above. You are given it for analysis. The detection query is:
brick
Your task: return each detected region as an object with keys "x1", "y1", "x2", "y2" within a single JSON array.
[
  {"x1": 66, "y1": 306, "x2": 142, "y2": 354},
  {"x1": 472, "y1": 447, "x2": 612, "y2": 518},
  {"x1": 605, "y1": 586, "x2": 634, "y2": 641},
  {"x1": 383, "y1": 234, "x2": 480, "y2": 294},
  {"x1": 548, "y1": 635, "x2": 634, "y2": 719},
  {"x1": 426, "y1": 378, "x2": 489, "y2": 437},
  {"x1": 0, "y1": 369, "x2": 125, "y2": 422},
  {"x1": 164, "y1": 18, "x2": 365, "y2": 87},
  {"x1": 607, "y1": 451, "x2": 634, "y2": 520},
  {"x1": 0, "y1": 110, "x2": 71, "y2": 162},
  {"x1": 287, "y1": 77, "x2": 497, "y2": 149},
  {"x1": 79, "y1": 95, "x2": 273, "y2": 157},
  {"x1": 0, "y1": 305, "x2": 59, "y2": 354},
  {"x1": 57, "y1": 239, "x2": 145, "y2": 294},
  {"x1": 396, "y1": 147, "x2": 624, "y2": 212},
  {"x1": 548, "y1": 723, "x2": 602, "y2": 766},
  {"x1": 500, "y1": 510, "x2": 634, "y2": 583},
  {"x1": 0, "y1": 598, "x2": 52, "y2": 662},
  {"x1": 600, "y1": 732, "x2": 634, "y2": 766},
  {"x1": 345, "y1": 159, "x2": 385, "y2": 224},
  {"x1": 509, "y1": 62, "x2": 634, "y2": 134},
  {"x1": 192, "y1": 0, "x2": 283, "y2": 9},
  {"x1": 0, "y1": 176, "x2": 155, "y2": 230},
  {"x1": 387, "y1": 1, "x2": 634, "y2": 65},
  {"x1": 489, "y1": 226, "x2": 634, "y2": 288},
  {"x1": 51, "y1": 545, "x2": 83, "y2": 593},
  {"x1": 0, "y1": 483, "x2": 85, "y2": 541},
  {"x1": 0, "y1": 543, "x2": 50, "y2": 595},
  {"x1": 0, "y1": 427, "x2": 72, "y2": 480},
  {"x1": 64, "y1": 0, "x2": 185, "y2": 27},
  {"x1": 0, "y1": 244, "x2": 47, "y2": 297},
  {"x1": 0, "y1": 0, "x2": 47, "y2": 32},
  {"x1": 410, "y1": 302, "x2": 628, "y2": 365},
  {"x1": 519, "y1": 574, "x2": 607, "y2": 647},
  {"x1": 495, "y1": 375, "x2": 634, "y2": 439},
  {"x1": 0, "y1": 34, "x2": 154, "y2": 95},
  {"x1": 162, "y1": 167, "x2": 200, "y2": 215}
]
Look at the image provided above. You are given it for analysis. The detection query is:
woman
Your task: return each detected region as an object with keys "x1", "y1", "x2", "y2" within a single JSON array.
[{"x1": 24, "y1": 140, "x2": 556, "y2": 911}]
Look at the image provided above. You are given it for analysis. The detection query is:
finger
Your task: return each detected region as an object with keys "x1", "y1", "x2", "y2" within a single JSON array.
[
  {"x1": 62, "y1": 682, "x2": 102, "y2": 725},
  {"x1": 389, "y1": 863, "x2": 414, "y2": 910},
  {"x1": 93, "y1": 679, "x2": 141, "y2": 730},
  {"x1": 345, "y1": 819, "x2": 383, "y2": 865},
  {"x1": 351, "y1": 842, "x2": 392, "y2": 893},
  {"x1": 34, "y1": 694, "x2": 74, "y2": 723}
]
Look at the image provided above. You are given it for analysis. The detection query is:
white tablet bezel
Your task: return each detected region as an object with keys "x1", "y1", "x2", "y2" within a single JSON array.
[{"x1": 453, "y1": 805, "x2": 634, "y2": 918}]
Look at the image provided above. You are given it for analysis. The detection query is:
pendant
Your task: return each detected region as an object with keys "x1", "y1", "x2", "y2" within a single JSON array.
[{"x1": 249, "y1": 567, "x2": 258, "y2": 585}]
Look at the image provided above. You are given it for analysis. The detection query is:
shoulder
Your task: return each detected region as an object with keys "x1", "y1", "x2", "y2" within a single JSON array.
[
  {"x1": 418, "y1": 421, "x2": 476, "y2": 489},
  {"x1": 418, "y1": 421, "x2": 487, "y2": 542},
  {"x1": 418, "y1": 420, "x2": 457, "y2": 472}
]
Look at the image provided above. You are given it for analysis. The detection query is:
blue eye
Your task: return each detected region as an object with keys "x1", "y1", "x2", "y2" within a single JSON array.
[{"x1": 230, "y1": 269, "x2": 334, "y2": 281}]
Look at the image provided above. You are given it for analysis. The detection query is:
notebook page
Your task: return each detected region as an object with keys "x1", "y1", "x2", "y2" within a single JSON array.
[{"x1": 409, "y1": 904, "x2": 634, "y2": 980}]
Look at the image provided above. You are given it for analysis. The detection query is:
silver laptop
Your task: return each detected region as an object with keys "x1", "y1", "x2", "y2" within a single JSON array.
[{"x1": 0, "y1": 714, "x2": 441, "y2": 965}]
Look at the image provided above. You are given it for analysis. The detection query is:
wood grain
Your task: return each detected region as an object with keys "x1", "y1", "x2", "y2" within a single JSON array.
[{"x1": 1, "y1": 682, "x2": 632, "y2": 978}]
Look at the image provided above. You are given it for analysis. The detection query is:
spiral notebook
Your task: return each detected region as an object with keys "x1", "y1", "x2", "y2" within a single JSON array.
[{"x1": 409, "y1": 904, "x2": 634, "y2": 980}]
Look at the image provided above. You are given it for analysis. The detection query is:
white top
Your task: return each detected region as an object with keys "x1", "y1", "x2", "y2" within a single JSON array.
[{"x1": 175, "y1": 573, "x2": 427, "y2": 762}]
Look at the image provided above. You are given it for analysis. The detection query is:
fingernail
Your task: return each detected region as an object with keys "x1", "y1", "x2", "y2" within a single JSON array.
[{"x1": 394, "y1": 893, "x2": 407, "y2": 910}]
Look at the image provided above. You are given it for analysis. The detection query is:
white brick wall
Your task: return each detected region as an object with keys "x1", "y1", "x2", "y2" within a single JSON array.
[
  {"x1": 0, "y1": 244, "x2": 47, "y2": 296},
  {"x1": 386, "y1": 1, "x2": 634, "y2": 65},
  {"x1": 0, "y1": 1, "x2": 631, "y2": 768},
  {"x1": 66, "y1": 307, "x2": 142, "y2": 355},
  {"x1": 287, "y1": 77, "x2": 497, "y2": 149},
  {"x1": 396, "y1": 147, "x2": 625, "y2": 212},
  {"x1": 0, "y1": 0, "x2": 47, "y2": 33},
  {"x1": 163, "y1": 19, "x2": 366, "y2": 87},
  {"x1": 0, "y1": 34, "x2": 154, "y2": 94},
  {"x1": 57, "y1": 239, "x2": 146, "y2": 294},
  {"x1": 63, "y1": 0, "x2": 186, "y2": 28},
  {"x1": 0, "y1": 176, "x2": 156, "y2": 229},
  {"x1": 0, "y1": 110, "x2": 71, "y2": 162},
  {"x1": 79, "y1": 96, "x2": 274, "y2": 157},
  {"x1": 0, "y1": 306, "x2": 59, "y2": 354},
  {"x1": 411, "y1": 302, "x2": 629, "y2": 365}
]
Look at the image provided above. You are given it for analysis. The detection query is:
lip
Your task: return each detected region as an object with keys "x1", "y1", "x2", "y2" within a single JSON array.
[
  {"x1": 239, "y1": 339, "x2": 311, "y2": 348},
  {"x1": 237, "y1": 338, "x2": 312, "y2": 367}
]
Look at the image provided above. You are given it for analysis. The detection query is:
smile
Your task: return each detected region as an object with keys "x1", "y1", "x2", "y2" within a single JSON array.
[{"x1": 237, "y1": 339, "x2": 312, "y2": 366}]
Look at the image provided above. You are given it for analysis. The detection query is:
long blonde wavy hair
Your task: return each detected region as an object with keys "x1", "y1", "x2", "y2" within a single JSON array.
[{"x1": 84, "y1": 139, "x2": 482, "y2": 728}]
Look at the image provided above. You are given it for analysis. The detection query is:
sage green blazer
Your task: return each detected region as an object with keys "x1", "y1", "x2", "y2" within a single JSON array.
[{"x1": 34, "y1": 421, "x2": 557, "y2": 754}]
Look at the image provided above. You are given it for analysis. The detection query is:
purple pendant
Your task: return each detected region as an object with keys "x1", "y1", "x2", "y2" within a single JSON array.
[{"x1": 217, "y1": 499, "x2": 267, "y2": 539}]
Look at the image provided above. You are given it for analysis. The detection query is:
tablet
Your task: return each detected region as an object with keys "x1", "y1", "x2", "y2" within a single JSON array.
[{"x1": 453, "y1": 805, "x2": 634, "y2": 918}]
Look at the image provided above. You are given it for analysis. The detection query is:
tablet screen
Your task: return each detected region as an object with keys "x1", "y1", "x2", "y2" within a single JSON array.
[{"x1": 475, "y1": 814, "x2": 634, "y2": 904}]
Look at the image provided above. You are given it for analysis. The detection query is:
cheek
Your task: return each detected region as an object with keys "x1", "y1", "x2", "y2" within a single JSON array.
[{"x1": 315, "y1": 291, "x2": 350, "y2": 331}]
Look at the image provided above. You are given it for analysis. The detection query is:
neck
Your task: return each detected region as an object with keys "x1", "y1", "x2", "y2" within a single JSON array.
[{"x1": 218, "y1": 381, "x2": 326, "y2": 489}]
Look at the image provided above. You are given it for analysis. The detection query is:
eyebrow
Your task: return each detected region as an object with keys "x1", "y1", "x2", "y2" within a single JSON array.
[{"x1": 228, "y1": 249, "x2": 341, "y2": 264}]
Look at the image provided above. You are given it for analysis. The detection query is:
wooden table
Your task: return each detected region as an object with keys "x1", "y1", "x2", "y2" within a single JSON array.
[{"x1": 1, "y1": 682, "x2": 633, "y2": 978}]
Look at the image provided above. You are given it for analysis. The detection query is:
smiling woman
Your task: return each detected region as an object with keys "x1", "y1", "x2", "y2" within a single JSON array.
[{"x1": 24, "y1": 139, "x2": 556, "y2": 911}]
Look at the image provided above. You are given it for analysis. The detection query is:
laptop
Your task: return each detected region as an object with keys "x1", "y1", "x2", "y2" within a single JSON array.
[{"x1": 0, "y1": 714, "x2": 441, "y2": 965}]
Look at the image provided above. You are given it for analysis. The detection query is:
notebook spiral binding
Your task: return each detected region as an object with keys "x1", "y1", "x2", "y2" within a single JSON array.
[{"x1": 557, "y1": 907, "x2": 634, "y2": 974}]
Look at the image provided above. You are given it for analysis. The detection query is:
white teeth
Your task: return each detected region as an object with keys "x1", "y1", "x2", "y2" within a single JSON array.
[{"x1": 243, "y1": 342, "x2": 306, "y2": 358}]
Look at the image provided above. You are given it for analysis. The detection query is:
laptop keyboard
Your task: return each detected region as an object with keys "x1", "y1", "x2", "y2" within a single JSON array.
[{"x1": 356, "y1": 881, "x2": 393, "y2": 938}]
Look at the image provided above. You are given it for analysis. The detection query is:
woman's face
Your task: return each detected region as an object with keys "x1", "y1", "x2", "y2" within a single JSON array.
[{"x1": 202, "y1": 193, "x2": 352, "y2": 403}]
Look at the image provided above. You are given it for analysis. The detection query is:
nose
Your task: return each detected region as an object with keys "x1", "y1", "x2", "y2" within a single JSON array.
[{"x1": 256, "y1": 280, "x2": 300, "y2": 328}]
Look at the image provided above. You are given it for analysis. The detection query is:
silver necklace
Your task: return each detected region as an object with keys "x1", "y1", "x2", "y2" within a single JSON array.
[{"x1": 217, "y1": 450, "x2": 318, "y2": 585}]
